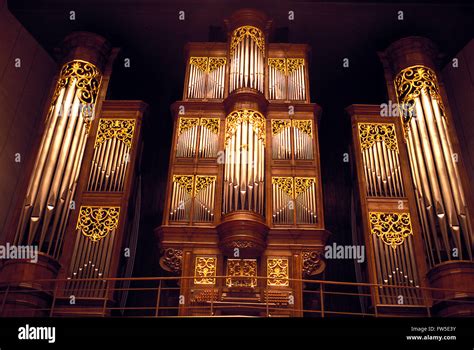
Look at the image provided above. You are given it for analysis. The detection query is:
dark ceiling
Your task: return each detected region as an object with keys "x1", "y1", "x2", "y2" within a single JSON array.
[{"x1": 8, "y1": 0, "x2": 474, "y2": 290}]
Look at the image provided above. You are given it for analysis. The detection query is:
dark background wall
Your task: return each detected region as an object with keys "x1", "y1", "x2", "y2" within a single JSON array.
[{"x1": 5, "y1": 1, "x2": 474, "y2": 294}]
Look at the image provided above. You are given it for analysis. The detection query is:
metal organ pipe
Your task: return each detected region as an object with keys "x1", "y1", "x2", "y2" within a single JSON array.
[{"x1": 223, "y1": 110, "x2": 265, "y2": 215}]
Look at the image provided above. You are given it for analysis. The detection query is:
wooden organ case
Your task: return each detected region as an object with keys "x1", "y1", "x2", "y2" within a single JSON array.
[{"x1": 155, "y1": 9, "x2": 330, "y2": 316}]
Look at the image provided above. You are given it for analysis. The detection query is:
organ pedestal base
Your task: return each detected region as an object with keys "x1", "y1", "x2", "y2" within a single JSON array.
[{"x1": 428, "y1": 261, "x2": 474, "y2": 317}]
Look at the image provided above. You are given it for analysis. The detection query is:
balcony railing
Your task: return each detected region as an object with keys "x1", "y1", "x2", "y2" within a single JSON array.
[{"x1": 0, "y1": 275, "x2": 472, "y2": 317}]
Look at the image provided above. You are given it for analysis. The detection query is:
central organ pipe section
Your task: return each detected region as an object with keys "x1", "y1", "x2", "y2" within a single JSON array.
[
  {"x1": 229, "y1": 26, "x2": 265, "y2": 93},
  {"x1": 223, "y1": 109, "x2": 265, "y2": 215}
]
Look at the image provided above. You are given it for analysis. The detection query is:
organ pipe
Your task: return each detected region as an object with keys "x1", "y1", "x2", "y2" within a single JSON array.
[
  {"x1": 271, "y1": 120, "x2": 292, "y2": 160},
  {"x1": 223, "y1": 110, "x2": 265, "y2": 215},
  {"x1": 287, "y1": 58, "x2": 306, "y2": 101},
  {"x1": 229, "y1": 26, "x2": 265, "y2": 93},
  {"x1": 395, "y1": 65, "x2": 473, "y2": 266},
  {"x1": 176, "y1": 117, "x2": 199, "y2": 158},
  {"x1": 268, "y1": 58, "x2": 286, "y2": 100},
  {"x1": 199, "y1": 118, "x2": 220, "y2": 158},
  {"x1": 193, "y1": 176, "x2": 216, "y2": 222},
  {"x1": 169, "y1": 175, "x2": 194, "y2": 222},
  {"x1": 293, "y1": 120, "x2": 314, "y2": 160},
  {"x1": 358, "y1": 123, "x2": 405, "y2": 197},
  {"x1": 295, "y1": 177, "x2": 317, "y2": 224},
  {"x1": 272, "y1": 177, "x2": 294, "y2": 224},
  {"x1": 187, "y1": 57, "x2": 226, "y2": 99},
  {"x1": 87, "y1": 119, "x2": 135, "y2": 192},
  {"x1": 14, "y1": 60, "x2": 102, "y2": 259}
]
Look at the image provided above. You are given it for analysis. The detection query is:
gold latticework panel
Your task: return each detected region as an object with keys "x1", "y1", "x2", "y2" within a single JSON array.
[
  {"x1": 230, "y1": 25, "x2": 265, "y2": 54},
  {"x1": 272, "y1": 177, "x2": 294, "y2": 196},
  {"x1": 225, "y1": 109, "x2": 266, "y2": 146},
  {"x1": 292, "y1": 120, "x2": 312, "y2": 138},
  {"x1": 268, "y1": 58, "x2": 286, "y2": 73},
  {"x1": 194, "y1": 175, "x2": 216, "y2": 196},
  {"x1": 226, "y1": 259, "x2": 257, "y2": 287},
  {"x1": 76, "y1": 206, "x2": 120, "y2": 242},
  {"x1": 358, "y1": 123, "x2": 398, "y2": 152},
  {"x1": 271, "y1": 119, "x2": 291, "y2": 136},
  {"x1": 94, "y1": 119, "x2": 136, "y2": 148},
  {"x1": 178, "y1": 117, "x2": 199, "y2": 135},
  {"x1": 267, "y1": 258, "x2": 289, "y2": 286},
  {"x1": 172, "y1": 175, "x2": 194, "y2": 194},
  {"x1": 287, "y1": 58, "x2": 305, "y2": 74},
  {"x1": 294, "y1": 177, "x2": 315, "y2": 196},
  {"x1": 194, "y1": 256, "x2": 217, "y2": 285},
  {"x1": 200, "y1": 118, "x2": 220, "y2": 134},
  {"x1": 369, "y1": 211, "x2": 413, "y2": 249}
]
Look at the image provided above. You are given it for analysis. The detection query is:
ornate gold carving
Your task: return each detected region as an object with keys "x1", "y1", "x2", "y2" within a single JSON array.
[
  {"x1": 272, "y1": 177, "x2": 294, "y2": 196},
  {"x1": 189, "y1": 57, "x2": 209, "y2": 72},
  {"x1": 200, "y1": 118, "x2": 220, "y2": 134},
  {"x1": 159, "y1": 248, "x2": 183, "y2": 274},
  {"x1": 268, "y1": 58, "x2": 286, "y2": 74},
  {"x1": 287, "y1": 58, "x2": 305, "y2": 74},
  {"x1": 194, "y1": 256, "x2": 217, "y2": 285},
  {"x1": 51, "y1": 60, "x2": 102, "y2": 132},
  {"x1": 267, "y1": 258, "x2": 289, "y2": 286},
  {"x1": 94, "y1": 118, "x2": 136, "y2": 148},
  {"x1": 194, "y1": 175, "x2": 217, "y2": 196},
  {"x1": 302, "y1": 251, "x2": 325, "y2": 278},
  {"x1": 52, "y1": 60, "x2": 102, "y2": 106},
  {"x1": 294, "y1": 177, "x2": 315, "y2": 196},
  {"x1": 172, "y1": 175, "x2": 194, "y2": 194},
  {"x1": 208, "y1": 57, "x2": 226, "y2": 72},
  {"x1": 178, "y1": 117, "x2": 199, "y2": 135},
  {"x1": 271, "y1": 119, "x2": 291, "y2": 135},
  {"x1": 292, "y1": 120, "x2": 313, "y2": 138},
  {"x1": 225, "y1": 109, "x2": 266, "y2": 146},
  {"x1": 369, "y1": 212, "x2": 413, "y2": 249},
  {"x1": 225, "y1": 259, "x2": 257, "y2": 288},
  {"x1": 394, "y1": 65, "x2": 445, "y2": 136},
  {"x1": 76, "y1": 206, "x2": 120, "y2": 242},
  {"x1": 358, "y1": 123, "x2": 398, "y2": 152},
  {"x1": 230, "y1": 25, "x2": 265, "y2": 54},
  {"x1": 190, "y1": 57, "x2": 226, "y2": 73}
]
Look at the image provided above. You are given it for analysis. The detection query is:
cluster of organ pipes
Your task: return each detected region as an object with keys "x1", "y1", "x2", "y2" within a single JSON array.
[
  {"x1": 14, "y1": 60, "x2": 101, "y2": 258},
  {"x1": 193, "y1": 176, "x2": 216, "y2": 222},
  {"x1": 293, "y1": 120, "x2": 314, "y2": 160},
  {"x1": 187, "y1": 57, "x2": 226, "y2": 99},
  {"x1": 169, "y1": 175, "x2": 194, "y2": 221},
  {"x1": 87, "y1": 119, "x2": 135, "y2": 192},
  {"x1": 272, "y1": 120, "x2": 292, "y2": 159},
  {"x1": 66, "y1": 228, "x2": 116, "y2": 298},
  {"x1": 295, "y1": 178, "x2": 318, "y2": 224},
  {"x1": 176, "y1": 117, "x2": 219, "y2": 158},
  {"x1": 199, "y1": 118, "x2": 220, "y2": 158},
  {"x1": 287, "y1": 59, "x2": 306, "y2": 101},
  {"x1": 176, "y1": 118, "x2": 199, "y2": 158},
  {"x1": 223, "y1": 110, "x2": 265, "y2": 215},
  {"x1": 371, "y1": 233, "x2": 422, "y2": 305},
  {"x1": 358, "y1": 123, "x2": 405, "y2": 198},
  {"x1": 268, "y1": 58, "x2": 286, "y2": 100},
  {"x1": 272, "y1": 177, "x2": 318, "y2": 225},
  {"x1": 395, "y1": 65, "x2": 473, "y2": 266},
  {"x1": 229, "y1": 26, "x2": 265, "y2": 93}
]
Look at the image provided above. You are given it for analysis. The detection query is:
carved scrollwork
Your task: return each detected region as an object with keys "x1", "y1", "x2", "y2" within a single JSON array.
[
  {"x1": 358, "y1": 123, "x2": 398, "y2": 152},
  {"x1": 369, "y1": 211, "x2": 413, "y2": 249},
  {"x1": 225, "y1": 109, "x2": 266, "y2": 146},
  {"x1": 76, "y1": 206, "x2": 120, "y2": 242},
  {"x1": 94, "y1": 118, "x2": 136, "y2": 148},
  {"x1": 230, "y1": 25, "x2": 265, "y2": 54},
  {"x1": 302, "y1": 251, "x2": 325, "y2": 278},
  {"x1": 159, "y1": 248, "x2": 183, "y2": 274}
]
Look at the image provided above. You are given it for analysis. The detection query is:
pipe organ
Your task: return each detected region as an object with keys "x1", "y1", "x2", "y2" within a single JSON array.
[
  {"x1": 348, "y1": 105, "x2": 428, "y2": 313},
  {"x1": 377, "y1": 37, "x2": 474, "y2": 316},
  {"x1": 157, "y1": 9, "x2": 329, "y2": 317}
]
